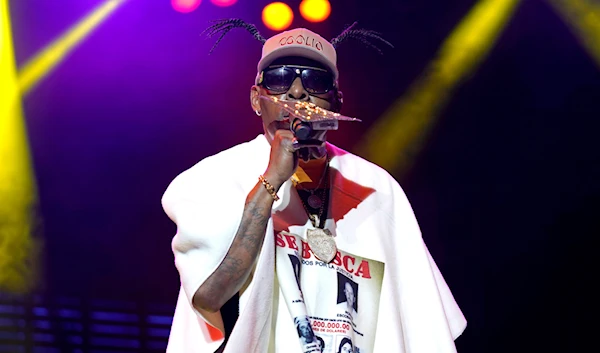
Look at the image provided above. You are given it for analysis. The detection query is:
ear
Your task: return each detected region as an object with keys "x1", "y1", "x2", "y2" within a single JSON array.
[
  {"x1": 250, "y1": 85, "x2": 261, "y2": 114},
  {"x1": 333, "y1": 90, "x2": 344, "y2": 113}
]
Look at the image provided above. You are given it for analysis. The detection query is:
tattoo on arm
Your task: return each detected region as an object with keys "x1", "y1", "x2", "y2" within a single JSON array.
[{"x1": 194, "y1": 183, "x2": 274, "y2": 312}]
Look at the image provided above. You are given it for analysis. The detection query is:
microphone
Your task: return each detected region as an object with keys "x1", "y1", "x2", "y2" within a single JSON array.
[{"x1": 290, "y1": 118, "x2": 312, "y2": 140}]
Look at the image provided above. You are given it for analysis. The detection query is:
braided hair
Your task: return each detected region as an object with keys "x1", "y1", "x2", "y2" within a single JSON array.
[
  {"x1": 202, "y1": 18, "x2": 392, "y2": 55},
  {"x1": 330, "y1": 21, "x2": 394, "y2": 54},
  {"x1": 201, "y1": 19, "x2": 266, "y2": 54}
]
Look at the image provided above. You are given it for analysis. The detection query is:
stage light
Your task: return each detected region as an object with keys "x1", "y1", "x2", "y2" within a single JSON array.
[
  {"x1": 18, "y1": 0, "x2": 126, "y2": 96},
  {"x1": 0, "y1": 0, "x2": 40, "y2": 294},
  {"x1": 357, "y1": 0, "x2": 521, "y2": 176},
  {"x1": 211, "y1": 0, "x2": 237, "y2": 7},
  {"x1": 172, "y1": 0, "x2": 201, "y2": 13},
  {"x1": 299, "y1": 0, "x2": 331, "y2": 23},
  {"x1": 262, "y1": 2, "x2": 294, "y2": 31},
  {"x1": 548, "y1": 0, "x2": 600, "y2": 69}
]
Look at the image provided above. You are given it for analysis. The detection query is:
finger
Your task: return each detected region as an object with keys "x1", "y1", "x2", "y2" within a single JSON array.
[
  {"x1": 291, "y1": 137, "x2": 300, "y2": 151},
  {"x1": 276, "y1": 137, "x2": 295, "y2": 154},
  {"x1": 284, "y1": 145, "x2": 296, "y2": 154}
]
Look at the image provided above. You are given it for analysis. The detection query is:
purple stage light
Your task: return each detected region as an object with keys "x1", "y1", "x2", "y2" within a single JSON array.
[
  {"x1": 211, "y1": 0, "x2": 237, "y2": 6},
  {"x1": 172, "y1": 0, "x2": 201, "y2": 13}
]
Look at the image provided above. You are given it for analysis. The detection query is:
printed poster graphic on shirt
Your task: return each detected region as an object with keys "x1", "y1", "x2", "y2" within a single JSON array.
[{"x1": 276, "y1": 230, "x2": 384, "y2": 353}]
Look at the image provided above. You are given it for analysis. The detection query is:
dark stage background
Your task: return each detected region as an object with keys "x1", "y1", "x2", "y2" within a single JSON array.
[{"x1": 3, "y1": 0, "x2": 599, "y2": 352}]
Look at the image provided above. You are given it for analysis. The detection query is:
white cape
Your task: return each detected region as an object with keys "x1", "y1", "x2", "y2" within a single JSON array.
[{"x1": 162, "y1": 134, "x2": 467, "y2": 352}]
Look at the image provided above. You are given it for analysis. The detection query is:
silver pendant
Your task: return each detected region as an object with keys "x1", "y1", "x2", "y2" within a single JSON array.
[
  {"x1": 307, "y1": 194, "x2": 322, "y2": 209},
  {"x1": 307, "y1": 228, "x2": 337, "y2": 263}
]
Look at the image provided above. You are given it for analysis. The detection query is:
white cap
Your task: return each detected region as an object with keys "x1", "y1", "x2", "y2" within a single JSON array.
[{"x1": 256, "y1": 28, "x2": 338, "y2": 84}]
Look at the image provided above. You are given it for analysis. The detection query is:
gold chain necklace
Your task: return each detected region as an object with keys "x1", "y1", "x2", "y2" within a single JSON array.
[
  {"x1": 296, "y1": 157, "x2": 337, "y2": 263},
  {"x1": 305, "y1": 159, "x2": 329, "y2": 210}
]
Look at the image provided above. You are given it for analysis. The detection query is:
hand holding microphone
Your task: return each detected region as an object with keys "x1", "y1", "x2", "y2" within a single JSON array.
[{"x1": 260, "y1": 95, "x2": 362, "y2": 151}]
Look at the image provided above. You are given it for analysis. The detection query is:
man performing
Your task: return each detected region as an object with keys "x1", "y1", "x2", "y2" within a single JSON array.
[{"x1": 162, "y1": 20, "x2": 466, "y2": 353}]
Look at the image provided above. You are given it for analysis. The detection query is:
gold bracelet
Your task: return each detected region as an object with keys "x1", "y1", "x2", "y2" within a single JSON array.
[{"x1": 258, "y1": 175, "x2": 280, "y2": 201}]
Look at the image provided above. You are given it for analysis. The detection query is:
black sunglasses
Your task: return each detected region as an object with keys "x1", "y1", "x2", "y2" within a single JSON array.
[{"x1": 259, "y1": 65, "x2": 335, "y2": 95}]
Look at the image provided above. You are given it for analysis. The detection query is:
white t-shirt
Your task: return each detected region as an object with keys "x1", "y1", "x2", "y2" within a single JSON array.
[{"x1": 272, "y1": 201, "x2": 385, "y2": 353}]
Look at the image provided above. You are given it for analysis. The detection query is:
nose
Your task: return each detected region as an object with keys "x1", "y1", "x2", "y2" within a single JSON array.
[{"x1": 287, "y1": 77, "x2": 308, "y2": 101}]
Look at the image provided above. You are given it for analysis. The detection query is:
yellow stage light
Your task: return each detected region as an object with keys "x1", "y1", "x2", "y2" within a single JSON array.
[
  {"x1": 299, "y1": 0, "x2": 331, "y2": 23},
  {"x1": 0, "y1": 0, "x2": 40, "y2": 294},
  {"x1": 17, "y1": 0, "x2": 126, "y2": 96},
  {"x1": 2, "y1": 0, "x2": 126, "y2": 294},
  {"x1": 357, "y1": 0, "x2": 521, "y2": 176},
  {"x1": 547, "y1": 0, "x2": 600, "y2": 69},
  {"x1": 263, "y1": 2, "x2": 294, "y2": 31}
]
